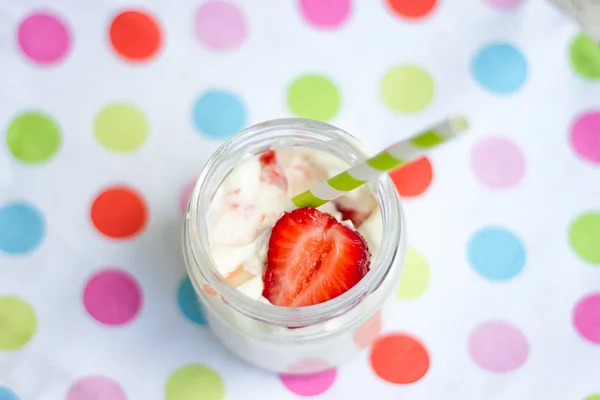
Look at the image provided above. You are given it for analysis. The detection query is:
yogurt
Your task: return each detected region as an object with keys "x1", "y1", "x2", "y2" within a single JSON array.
[
  {"x1": 206, "y1": 148, "x2": 383, "y2": 302},
  {"x1": 183, "y1": 141, "x2": 403, "y2": 374}
]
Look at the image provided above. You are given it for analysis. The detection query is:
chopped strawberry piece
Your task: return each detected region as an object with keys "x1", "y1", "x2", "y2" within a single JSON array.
[
  {"x1": 262, "y1": 207, "x2": 370, "y2": 307},
  {"x1": 259, "y1": 150, "x2": 287, "y2": 189},
  {"x1": 202, "y1": 283, "x2": 217, "y2": 296},
  {"x1": 334, "y1": 202, "x2": 372, "y2": 228},
  {"x1": 226, "y1": 265, "x2": 255, "y2": 287},
  {"x1": 203, "y1": 265, "x2": 255, "y2": 296}
]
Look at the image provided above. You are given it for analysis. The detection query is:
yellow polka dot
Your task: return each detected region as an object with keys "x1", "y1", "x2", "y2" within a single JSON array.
[
  {"x1": 0, "y1": 296, "x2": 37, "y2": 351},
  {"x1": 396, "y1": 248, "x2": 430, "y2": 300},
  {"x1": 165, "y1": 364, "x2": 225, "y2": 400}
]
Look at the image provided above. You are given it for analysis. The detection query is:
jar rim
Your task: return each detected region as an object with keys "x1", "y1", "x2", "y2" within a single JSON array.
[{"x1": 184, "y1": 118, "x2": 404, "y2": 328}]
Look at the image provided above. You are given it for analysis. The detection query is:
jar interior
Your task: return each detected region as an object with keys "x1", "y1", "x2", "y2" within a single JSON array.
[{"x1": 185, "y1": 118, "x2": 404, "y2": 330}]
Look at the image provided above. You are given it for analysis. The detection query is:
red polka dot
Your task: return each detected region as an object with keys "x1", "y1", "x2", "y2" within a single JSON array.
[
  {"x1": 91, "y1": 186, "x2": 148, "y2": 239},
  {"x1": 83, "y1": 268, "x2": 142, "y2": 325},
  {"x1": 387, "y1": 0, "x2": 437, "y2": 19},
  {"x1": 389, "y1": 157, "x2": 433, "y2": 197},
  {"x1": 370, "y1": 332, "x2": 430, "y2": 384},
  {"x1": 353, "y1": 310, "x2": 382, "y2": 348},
  {"x1": 109, "y1": 10, "x2": 162, "y2": 61}
]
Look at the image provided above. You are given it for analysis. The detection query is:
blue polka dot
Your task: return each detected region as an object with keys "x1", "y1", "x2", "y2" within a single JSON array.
[
  {"x1": 471, "y1": 42, "x2": 528, "y2": 94},
  {"x1": 467, "y1": 226, "x2": 526, "y2": 281},
  {"x1": 0, "y1": 387, "x2": 19, "y2": 400},
  {"x1": 177, "y1": 276, "x2": 207, "y2": 325},
  {"x1": 192, "y1": 90, "x2": 246, "y2": 139},
  {"x1": 0, "y1": 202, "x2": 45, "y2": 254}
]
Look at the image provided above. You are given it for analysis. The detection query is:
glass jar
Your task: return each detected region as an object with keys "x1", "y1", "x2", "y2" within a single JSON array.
[{"x1": 183, "y1": 118, "x2": 406, "y2": 374}]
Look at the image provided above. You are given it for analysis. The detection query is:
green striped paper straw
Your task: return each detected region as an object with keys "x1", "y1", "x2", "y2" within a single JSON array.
[{"x1": 291, "y1": 115, "x2": 469, "y2": 208}]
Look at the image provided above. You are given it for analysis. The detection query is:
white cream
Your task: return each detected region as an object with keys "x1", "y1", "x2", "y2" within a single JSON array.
[{"x1": 207, "y1": 148, "x2": 382, "y2": 302}]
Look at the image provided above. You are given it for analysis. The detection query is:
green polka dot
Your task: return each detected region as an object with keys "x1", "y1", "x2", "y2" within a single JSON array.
[
  {"x1": 584, "y1": 394, "x2": 600, "y2": 400},
  {"x1": 569, "y1": 212, "x2": 600, "y2": 265},
  {"x1": 287, "y1": 75, "x2": 341, "y2": 121},
  {"x1": 570, "y1": 34, "x2": 600, "y2": 80},
  {"x1": 6, "y1": 112, "x2": 61, "y2": 163},
  {"x1": 0, "y1": 296, "x2": 37, "y2": 351},
  {"x1": 94, "y1": 104, "x2": 148, "y2": 152},
  {"x1": 165, "y1": 364, "x2": 225, "y2": 400},
  {"x1": 396, "y1": 248, "x2": 430, "y2": 300},
  {"x1": 381, "y1": 66, "x2": 434, "y2": 113}
]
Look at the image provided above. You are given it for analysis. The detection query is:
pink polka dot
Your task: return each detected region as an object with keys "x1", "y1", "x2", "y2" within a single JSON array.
[
  {"x1": 280, "y1": 368, "x2": 337, "y2": 396},
  {"x1": 179, "y1": 180, "x2": 196, "y2": 214},
  {"x1": 17, "y1": 12, "x2": 71, "y2": 65},
  {"x1": 195, "y1": 2, "x2": 247, "y2": 51},
  {"x1": 83, "y1": 268, "x2": 142, "y2": 326},
  {"x1": 570, "y1": 111, "x2": 600, "y2": 165},
  {"x1": 66, "y1": 376, "x2": 127, "y2": 400},
  {"x1": 471, "y1": 137, "x2": 525, "y2": 189},
  {"x1": 285, "y1": 358, "x2": 332, "y2": 374},
  {"x1": 573, "y1": 292, "x2": 600, "y2": 345},
  {"x1": 484, "y1": 0, "x2": 523, "y2": 9},
  {"x1": 299, "y1": 0, "x2": 351, "y2": 29},
  {"x1": 469, "y1": 320, "x2": 529, "y2": 372}
]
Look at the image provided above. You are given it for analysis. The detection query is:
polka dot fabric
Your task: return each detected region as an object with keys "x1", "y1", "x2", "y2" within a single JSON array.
[{"x1": 0, "y1": 1, "x2": 598, "y2": 399}]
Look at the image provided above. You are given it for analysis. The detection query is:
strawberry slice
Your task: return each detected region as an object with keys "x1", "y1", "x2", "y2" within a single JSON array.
[
  {"x1": 262, "y1": 207, "x2": 370, "y2": 307},
  {"x1": 333, "y1": 202, "x2": 372, "y2": 228},
  {"x1": 259, "y1": 150, "x2": 287, "y2": 189}
]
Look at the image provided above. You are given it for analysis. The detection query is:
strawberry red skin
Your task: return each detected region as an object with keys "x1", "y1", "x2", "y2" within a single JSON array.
[
  {"x1": 262, "y1": 207, "x2": 370, "y2": 307},
  {"x1": 259, "y1": 149, "x2": 276, "y2": 165},
  {"x1": 259, "y1": 150, "x2": 287, "y2": 189},
  {"x1": 334, "y1": 202, "x2": 371, "y2": 228}
]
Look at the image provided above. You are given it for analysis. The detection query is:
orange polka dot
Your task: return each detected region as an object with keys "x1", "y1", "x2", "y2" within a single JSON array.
[
  {"x1": 387, "y1": 0, "x2": 437, "y2": 19},
  {"x1": 353, "y1": 310, "x2": 382, "y2": 348},
  {"x1": 370, "y1": 333, "x2": 430, "y2": 384},
  {"x1": 91, "y1": 186, "x2": 148, "y2": 238},
  {"x1": 389, "y1": 156, "x2": 432, "y2": 197},
  {"x1": 109, "y1": 10, "x2": 162, "y2": 61}
]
